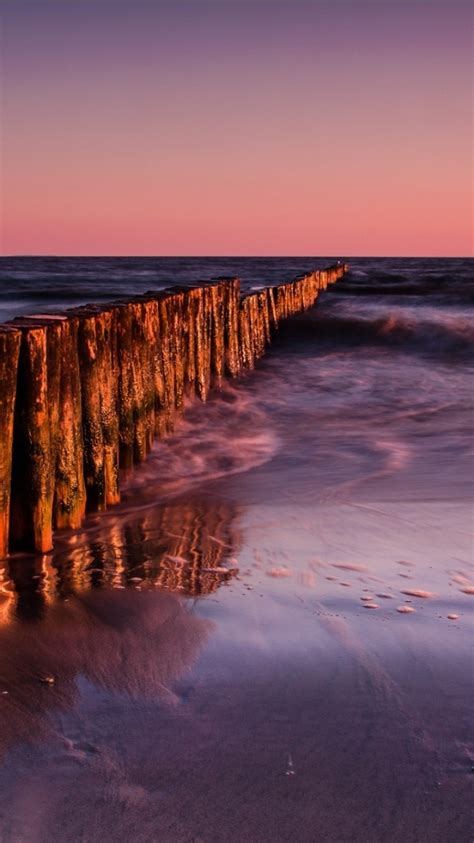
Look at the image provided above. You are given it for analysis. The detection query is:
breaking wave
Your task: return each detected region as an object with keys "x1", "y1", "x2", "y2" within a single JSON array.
[{"x1": 278, "y1": 308, "x2": 474, "y2": 360}]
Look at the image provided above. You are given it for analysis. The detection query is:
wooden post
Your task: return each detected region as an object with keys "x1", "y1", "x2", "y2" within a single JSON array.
[
  {"x1": 0, "y1": 327, "x2": 21, "y2": 559},
  {"x1": 194, "y1": 287, "x2": 212, "y2": 401},
  {"x1": 221, "y1": 278, "x2": 241, "y2": 378},
  {"x1": 8, "y1": 318, "x2": 63, "y2": 553},
  {"x1": 142, "y1": 295, "x2": 168, "y2": 440},
  {"x1": 130, "y1": 299, "x2": 156, "y2": 462},
  {"x1": 239, "y1": 297, "x2": 254, "y2": 370},
  {"x1": 258, "y1": 290, "x2": 271, "y2": 347},
  {"x1": 54, "y1": 316, "x2": 87, "y2": 529},
  {"x1": 210, "y1": 282, "x2": 226, "y2": 386},
  {"x1": 266, "y1": 287, "x2": 278, "y2": 332},
  {"x1": 157, "y1": 293, "x2": 177, "y2": 430},
  {"x1": 115, "y1": 302, "x2": 135, "y2": 470},
  {"x1": 73, "y1": 305, "x2": 119, "y2": 509},
  {"x1": 163, "y1": 290, "x2": 186, "y2": 414}
]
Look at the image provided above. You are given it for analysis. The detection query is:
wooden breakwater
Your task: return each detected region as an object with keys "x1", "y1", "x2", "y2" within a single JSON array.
[{"x1": 0, "y1": 263, "x2": 348, "y2": 558}]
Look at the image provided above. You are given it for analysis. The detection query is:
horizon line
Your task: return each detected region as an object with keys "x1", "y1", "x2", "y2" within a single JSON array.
[{"x1": 0, "y1": 253, "x2": 472, "y2": 260}]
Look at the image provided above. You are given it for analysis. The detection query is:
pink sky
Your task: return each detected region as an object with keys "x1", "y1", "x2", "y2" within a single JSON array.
[{"x1": 1, "y1": 1, "x2": 472, "y2": 256}]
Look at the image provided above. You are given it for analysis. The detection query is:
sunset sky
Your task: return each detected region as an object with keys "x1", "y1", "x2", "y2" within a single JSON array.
[{"x1": 1, "y1": 1, "x2": 472, "y2": 256}]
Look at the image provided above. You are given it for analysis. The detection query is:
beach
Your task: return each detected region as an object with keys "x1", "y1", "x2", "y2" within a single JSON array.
[{"x1": 0, "y1": 257, "x2": 472, "y2": 841}]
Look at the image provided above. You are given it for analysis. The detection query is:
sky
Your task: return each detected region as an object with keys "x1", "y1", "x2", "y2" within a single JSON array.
[{"x1": 0, "y1": 0, "x2": 472, "y2": 256}]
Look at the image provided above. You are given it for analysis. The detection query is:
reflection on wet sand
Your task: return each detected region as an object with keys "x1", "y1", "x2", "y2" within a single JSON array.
[
  {"x1": 0, "y1": 499, "x2": 241, "y2": 758},
  {"x1": 1, "y1": 498, "x2": 242, "y2": 624},
  {"x1": 0, "y1": 590, "x2": 212, "y2": 758}
]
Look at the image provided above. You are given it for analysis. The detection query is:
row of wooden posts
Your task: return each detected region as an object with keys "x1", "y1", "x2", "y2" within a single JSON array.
[{"x1": 0, "y1": 263, "x2": 348, "y2": 559}]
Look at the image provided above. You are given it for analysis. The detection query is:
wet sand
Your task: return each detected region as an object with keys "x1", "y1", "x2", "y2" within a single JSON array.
[{"x1": 0, "y1": 486, "x2": 472, "y2": 842}]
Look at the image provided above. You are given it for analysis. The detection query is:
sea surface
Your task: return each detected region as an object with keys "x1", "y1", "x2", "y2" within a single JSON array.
[{"x1": 0, "y1": 257, "x2": 473, "y2": 842}]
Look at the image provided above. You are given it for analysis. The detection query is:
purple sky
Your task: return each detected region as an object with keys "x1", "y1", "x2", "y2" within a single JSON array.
[{"x1": 1, "y1": 1, "x2": 472, "y2": 255}]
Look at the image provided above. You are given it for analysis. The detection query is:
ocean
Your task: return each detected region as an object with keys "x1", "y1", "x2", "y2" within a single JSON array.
[{"x1": 0, "y1": 256, "x2": 472, "y2": 842}]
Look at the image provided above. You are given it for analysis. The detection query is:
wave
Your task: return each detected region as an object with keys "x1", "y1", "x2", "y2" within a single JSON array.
[
  {"x1": 0, "y1": 287, "x2": 117, "y2": 301},
  {"x1": 336, "y1": 275, "x2": 474, "y2": 304},
  {"x1": 336, "y1": 283, "x2": 474, "y2": 300},
  {"x1": 278, "y1": 309, "x2": 474, "y2": 360},
  {"x1": 119, "y1": 384, "x2": 280, "y2": 509}
]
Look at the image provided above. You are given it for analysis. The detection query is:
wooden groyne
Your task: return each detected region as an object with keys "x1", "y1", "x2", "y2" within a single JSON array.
[{"x1": 0, "y1": 263, "x2": 348, "y2": 558}]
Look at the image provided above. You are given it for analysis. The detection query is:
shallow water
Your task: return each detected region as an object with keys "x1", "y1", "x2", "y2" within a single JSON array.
[{"x1": 0, "y1": 257, "x2": 473, "y2": 841}]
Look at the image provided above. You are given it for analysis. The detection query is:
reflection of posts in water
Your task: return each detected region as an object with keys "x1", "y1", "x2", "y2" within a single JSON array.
[
  {"x1": 86, "y1": 500, "x2": 241, "y2": 596},
  {"x1": 2, "y1": 500, "x2": 241, "y2": 618},
  {"x1": 149, "y1": 501, "x2": 241, "y2": 595},
  {"x1": 0, "y1": 500, "x2": 239, "y2": 758},
  {"x1": 0, "y1": 589, "x2": 213, "y2": 759},
  {"x1": 0, "y1": 561, "x2": 15, "y2": 626},
  {"x1": 5, "y1": 555, "x2": 57, "y2": 623}
]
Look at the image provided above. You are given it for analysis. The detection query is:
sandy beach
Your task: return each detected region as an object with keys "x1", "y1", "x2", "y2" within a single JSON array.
[{"x1": 0, "y1": 491, "x2": 472, "y2": 841}]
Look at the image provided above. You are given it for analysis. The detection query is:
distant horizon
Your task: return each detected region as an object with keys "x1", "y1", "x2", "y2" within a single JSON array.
[{"x1": 0, "y1": 253, "x2": 471, "y2": 260}]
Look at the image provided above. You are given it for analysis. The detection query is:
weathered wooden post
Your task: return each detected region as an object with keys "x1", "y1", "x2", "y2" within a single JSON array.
[
  {"x1": 153, "y1": 293, "x2": 176, "y2": 435},
  {"x1": 210, "y1": 282, "x2": 226, "y2": 386},
  {"x1": 239, "y1": 296, "x2": 254, "y2": 370},
  {"x1": 73, "y1": 305, "x2": 120, "y2": 509},
  {"x1": 194, "y1": 286, "x2": 213, "y2": 401},
  {"x1": 54, "y1": 315, "x2": 87, "y2": 529},
  {"x1": 115, "y1": 302, "x2": 134, "y2": 470},
  {"x1": 266, "y1": 287, "x2": 278, "y2": 331},
  {"x1": 141, "y1": 295, "x2": 168, "y2": 440},
  {"x1": 258, "y1": 290, "x2": 271, "y2": 347},
  {"x1": 249, "y1": 294, "x2": 264, "y2": 361},
  {"x1": 0, "y1": 327, "x2": 21, "y2": 559},
  {"x1": 8, "y1": 318, "x2": 63, "y2": 553},
  {"x1": 180, "y1": 286, "x2": 198, "y2": 397},
  {"x1": 131, "y1": 299, "x2": 157, "y2": 460},
  {"x1": 164, "y1": 290, "x2": 186, "y2": 414},
  {"x1": 221, "y1": 278, "x2": 241, "y2": 378}
]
